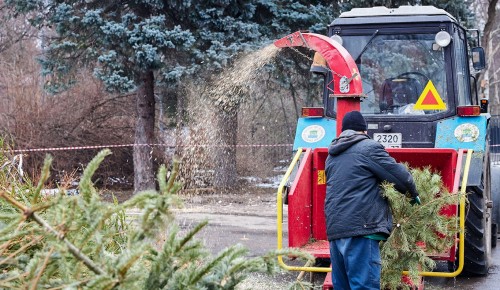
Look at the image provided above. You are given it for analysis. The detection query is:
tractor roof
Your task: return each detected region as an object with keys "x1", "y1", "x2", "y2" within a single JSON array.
[{"x1": 332, "y1": 6, "x2": 457, "y2": 26}]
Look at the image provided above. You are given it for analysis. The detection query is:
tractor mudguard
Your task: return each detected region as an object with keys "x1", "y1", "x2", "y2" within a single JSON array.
[{"x1": 465, "y1": 152, "x2": 484, "y2": 189}]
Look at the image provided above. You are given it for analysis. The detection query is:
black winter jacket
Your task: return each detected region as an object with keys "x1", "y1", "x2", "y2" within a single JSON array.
[{"x1": 324, "y1": 130, "x2": 418, "y2": 241}]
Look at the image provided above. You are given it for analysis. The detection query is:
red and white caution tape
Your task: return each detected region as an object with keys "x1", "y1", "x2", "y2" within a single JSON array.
[{"x1": 8, "y1": 143, "x2": 293, "y2": 153}]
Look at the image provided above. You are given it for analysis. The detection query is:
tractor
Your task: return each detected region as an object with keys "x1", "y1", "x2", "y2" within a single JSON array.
[{"x1": 274, "y1": 5, "x2": 499, "y2": 288}]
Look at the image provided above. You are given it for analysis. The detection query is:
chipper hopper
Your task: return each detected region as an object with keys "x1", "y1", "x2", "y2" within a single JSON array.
[{"x1": 273, "y1": 5, "x2": 497, "y2": 290}]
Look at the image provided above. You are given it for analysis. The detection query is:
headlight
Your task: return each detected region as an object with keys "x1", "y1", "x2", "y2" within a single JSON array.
[
  {"x1": 435, "y1": 31, "x2": 451, "y2": 47},
  {"x1": 330, "y1": 34, "x2": 343, "y2": 46}
]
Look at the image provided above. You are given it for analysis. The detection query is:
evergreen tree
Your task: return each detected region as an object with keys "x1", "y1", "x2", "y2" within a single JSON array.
[
  {"x1": 380, "y1": 167, "x2": 461, "y2": 289},
  {"x1": 3, "y1": 0, "x2": 338, "y2": 191}
]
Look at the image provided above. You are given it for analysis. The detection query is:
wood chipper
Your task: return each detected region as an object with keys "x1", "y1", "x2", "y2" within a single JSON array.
[{"x1": 274, "y1": 6, "x2": 499, "y2": 289}]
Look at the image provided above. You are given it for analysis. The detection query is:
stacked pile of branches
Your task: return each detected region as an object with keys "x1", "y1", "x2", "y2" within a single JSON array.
[
  {"x1": 0, "y1": 141, "x2": 310, "y2": 289},
  {"x1": 380, "y1": 166, "x2": 462, "y2": 289}
]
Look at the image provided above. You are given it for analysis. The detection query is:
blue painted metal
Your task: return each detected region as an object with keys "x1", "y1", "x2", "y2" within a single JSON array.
[
  {"x1": 293, "y1": 118, "x2": 337, "y2": 151},
  {"x1": 435, "y1": 115, "x2": 488, "y2": 151}
]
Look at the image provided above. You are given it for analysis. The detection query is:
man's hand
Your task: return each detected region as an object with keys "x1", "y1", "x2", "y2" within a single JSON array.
[{"x1": 410, "y1": 195, "x2": 421, "y2": 206}]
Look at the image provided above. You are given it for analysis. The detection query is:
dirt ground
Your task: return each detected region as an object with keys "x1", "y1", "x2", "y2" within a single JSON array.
[{"x1": 173, "y1": 186, "x2": 282, "y2": 257}]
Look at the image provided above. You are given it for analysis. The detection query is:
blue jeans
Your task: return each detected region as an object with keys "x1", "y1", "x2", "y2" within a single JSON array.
[{"x1": 329, "y1": 237, "x2": 381, "y2": 290}]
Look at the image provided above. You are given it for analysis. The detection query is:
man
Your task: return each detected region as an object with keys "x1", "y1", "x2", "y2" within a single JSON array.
[{"x1": 325, "y1": 110, "x2": 420, "y2": 289}]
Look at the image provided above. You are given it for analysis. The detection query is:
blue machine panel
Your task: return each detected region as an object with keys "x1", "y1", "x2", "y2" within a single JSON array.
[
  {"x1": 435, "y1": 115, "x2": 488, "y2": 152},
  {"x1": 293, "y1": 118, "x2": 337, "y2": 151}
]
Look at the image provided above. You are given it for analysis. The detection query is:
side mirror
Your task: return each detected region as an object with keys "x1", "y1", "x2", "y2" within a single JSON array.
[{"x1": 472, "y1": 47, "x2": 485, "y2": 71}]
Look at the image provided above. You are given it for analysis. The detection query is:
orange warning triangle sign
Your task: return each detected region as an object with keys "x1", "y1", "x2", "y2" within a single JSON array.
[{"x1": 414, "y1": 80, "x2": 446, "y2": 110}]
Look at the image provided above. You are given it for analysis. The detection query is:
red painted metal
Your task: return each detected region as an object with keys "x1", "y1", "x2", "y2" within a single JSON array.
[
  {"x1": 443, "y1": 149, "x2": 465, "y2": 262},
  {"x1": 312, "y1": 148, "x2": 328, "y2": 240},
  {"x1": 402, "y1": 275, "x2": 425, "y2": 290},
  {"x1": 275, "y1": 33, "x2": 459, "y2": 290},
  {"x1": 386, "y1": 148, "x2": 458, "y2": 192},
  {"x1": 300, "y1": 240, "x2": 330, "y2": 259},
  {"x1": 336, "y1": 97, "x2": 361, "y2": 137},
  {"x1": 274, "y1": 31, "x2": 362, "y2": 137},
  {"x1": 323, "y1": 272, "x2": 333, "y2": 290},
  {"x1": 274, "y1": 31, "x2": 362, "y2": 97},
  {"x1": 288, "y1": 147, "x2": 460, "y2": 264},
  {"x1": 288, "y1": 148, "x2": 313, "y2": 247}
]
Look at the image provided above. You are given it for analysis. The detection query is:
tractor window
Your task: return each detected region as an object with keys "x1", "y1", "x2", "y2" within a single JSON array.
[
  {"x1": 453, "y1": 28, "x2": 472, "y2": 106},
  {"x1": 340, "y1": 33, "x2": 448, "y2": 116}
]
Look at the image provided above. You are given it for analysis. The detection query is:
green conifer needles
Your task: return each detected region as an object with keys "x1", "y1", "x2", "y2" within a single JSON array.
[
  {"x1": 0, "y1": 148, "x2": 288, "y2": 289},
  {"x1": 380, "y1": 166, "x2": 462, "y2": 289}
]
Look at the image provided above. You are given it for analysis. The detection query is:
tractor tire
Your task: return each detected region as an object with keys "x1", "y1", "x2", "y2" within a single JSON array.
[
  {"x1": 462, "y1": 185, "x2": 492, "y2": 275},
  {"x1": 462, "y1": 151, "x2": 494, "y2": 275}
]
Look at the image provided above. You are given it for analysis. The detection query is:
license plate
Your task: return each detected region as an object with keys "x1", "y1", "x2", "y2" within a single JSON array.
[{"x1": 373, "y1": 133, "x2": 402, "y2": 148}]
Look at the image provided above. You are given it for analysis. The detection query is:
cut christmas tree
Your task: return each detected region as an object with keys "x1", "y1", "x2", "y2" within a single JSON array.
[
  {"x1": 380, "y1": 166, "x2": 463, "y2": 290},
  {"x1": 0, "y1": 146, "x2": 311, "y2": 289}
]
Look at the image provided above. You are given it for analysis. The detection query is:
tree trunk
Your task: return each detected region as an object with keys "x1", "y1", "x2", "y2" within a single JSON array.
[
  {"x1": 482, "y1": 0, "x2": 499, "y2": 115},
  {"x1": 212, "y1": 109, "x2": 238, "y2": 189},
  {"x1": 482, "y1": 0, "x2": 498, "y2": 51},
  {"x1": 133, "y1": 70, "x2": 156, "y2": 192}
]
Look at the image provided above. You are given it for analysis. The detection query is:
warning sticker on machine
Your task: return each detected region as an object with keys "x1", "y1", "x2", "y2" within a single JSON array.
[
  {"x1": 414, "y1": 80, "x2": 446, "y2": 110},
  {"x1": 317, "y1": 170, "x2": 326, "y2": 185}
]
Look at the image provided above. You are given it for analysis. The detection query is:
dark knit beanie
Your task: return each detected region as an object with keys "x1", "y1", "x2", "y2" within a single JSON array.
[{"x1": 342, "y1": 111, "x2": 367, "y2": 132}]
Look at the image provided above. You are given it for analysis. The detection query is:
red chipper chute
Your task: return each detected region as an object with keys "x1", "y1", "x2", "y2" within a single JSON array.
[
  {"x1": 274, "y1": 31, "x2": 363, "y2": 135},
  {"x1": 274, "y1": 31, "x2": 362, "y2": 96}
]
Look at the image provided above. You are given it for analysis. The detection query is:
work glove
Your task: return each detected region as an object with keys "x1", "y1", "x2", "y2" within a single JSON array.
[{"x1": 410, "y1": 195, "x2": 421, "y2": 206}]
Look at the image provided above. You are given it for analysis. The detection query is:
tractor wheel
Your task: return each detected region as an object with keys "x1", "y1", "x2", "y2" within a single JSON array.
[{"x1": 462, "y1": 184, "x2": 492, "y2": 275}]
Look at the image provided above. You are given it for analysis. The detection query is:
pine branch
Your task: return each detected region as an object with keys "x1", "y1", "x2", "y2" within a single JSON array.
[
  {"x1": 165, "y1": 160, "x2": 180, "y2": 193},
  {"x1": 380, "y1": 167, "x2": 462, "y2": 289},
  {"x1": 0, "y1": 236, "x2": 42, "y2": 266},
  {"x1": 1, "y1": 144, "x2": 283, "y2": 289},
  {"x1": 44, "y1": 279, "x2": 92, "y2": 290},
  {"x1": 79, "y1": 149, "x2": 112, "y2": 203},
  {"x1": 0, "y1": 190, "x2": 106, "y2": 276},
  {"x1": 0, "y1": 271, "x2": 29, "y2": 288},
  {"x1": 32, "y1": 155, "x2": 52, "y2": 205},
  {"x1": 0, "y1": 221, "x2": 24, "y2": 256},
  {"x1": 29, "y1": 247, "x2": 54, "y2": 290}
]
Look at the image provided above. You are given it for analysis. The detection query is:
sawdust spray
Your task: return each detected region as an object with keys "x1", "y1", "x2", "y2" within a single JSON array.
[{"x1": 175, "y1": 45, "x2": 281, "y2": 192}]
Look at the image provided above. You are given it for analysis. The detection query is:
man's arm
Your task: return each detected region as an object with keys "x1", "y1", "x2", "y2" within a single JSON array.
[{"x1": 366, "y1": 142, "x2": 419, "y2": 198}]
